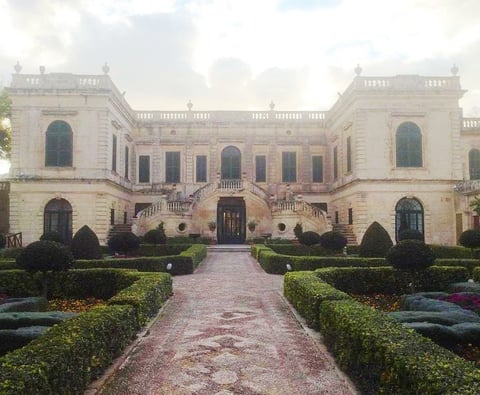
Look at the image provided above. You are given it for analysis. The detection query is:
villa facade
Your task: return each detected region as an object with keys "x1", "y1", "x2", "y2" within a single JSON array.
[{"x1": 5, "y1": 65, "x2": 480, "y2": 245}]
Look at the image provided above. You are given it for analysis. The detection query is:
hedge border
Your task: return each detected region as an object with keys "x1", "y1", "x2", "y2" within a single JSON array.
[
  {"x1": 284, "y1": 270, "x2": 480, "y2": 394},
  {"x1": 0, "y1": 270, "x2": 172, "y2": 394}
]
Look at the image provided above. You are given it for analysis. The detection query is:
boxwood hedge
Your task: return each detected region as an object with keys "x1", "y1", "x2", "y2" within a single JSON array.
[{"x1": 0, "y1": 270, "x2": 172, "y2": 394}]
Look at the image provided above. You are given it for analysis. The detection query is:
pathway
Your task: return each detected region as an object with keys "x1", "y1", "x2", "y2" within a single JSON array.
[{"x1": 98, "y1": 252, "x2": 356, "y2": 394}]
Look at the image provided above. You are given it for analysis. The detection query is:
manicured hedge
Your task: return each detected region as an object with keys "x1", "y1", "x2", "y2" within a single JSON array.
[
  {"x1": 0, "y1": 270, "x2": 172, "y2": 394},
  {"x1": 429, "y1": 245, "x2": 475, "y2": 259},
  {"x1": 75, "y1": 244, "x2": 207, "y2": 275},
  {"x1": 0, "y1": 248, "x2": 23, "y2": 259},
  {"x1": 255, "y1": 246, "x2": 386, "y2": 274},
  {"x1": 315, "y1": 266, "x2": 469, "y2": 294},
  {"x1": 473, "y1": 267, "x2": 480, "y2": 282},
  {"x1": 268, "y1": 244, "x2": 332, "y2": 256},
  {"x1": 133, "y1": 244, "x2": 192, "y2": 257},
  {"x1": 0, "y1": 260, "x2": 16, "y2": 271},
  {"x1": 435, "y1": 259, "x2": 480, "y2": 276},
  {"x1": 283, "y1": 271, "x2": 351, "y2": 329},
  {"x1": 318, "y1": 299, "x2": 480, "y2": 394}
]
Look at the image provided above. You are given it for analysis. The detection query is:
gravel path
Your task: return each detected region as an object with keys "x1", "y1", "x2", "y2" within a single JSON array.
[{"x1": 98, "y1": 252, "x2": 357, "y2": 395}]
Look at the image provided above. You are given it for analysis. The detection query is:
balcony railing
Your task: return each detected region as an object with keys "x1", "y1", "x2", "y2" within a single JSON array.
[{"x1": 454, "y1": 180, "x2": 480, "y2": 194}]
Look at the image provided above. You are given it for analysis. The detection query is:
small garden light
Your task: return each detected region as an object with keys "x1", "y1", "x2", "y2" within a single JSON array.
[
  {"x1": 286, "y1": 263, "x2": 293, "y2": 271},
  {"x1": 166, "y1": 263, "x2": 173, "y2": 271}
]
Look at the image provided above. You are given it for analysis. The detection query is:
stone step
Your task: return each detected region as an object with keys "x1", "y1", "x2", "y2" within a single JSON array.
[{"x1": 207, "y1": 245, "x2": 252, "y2": 253}]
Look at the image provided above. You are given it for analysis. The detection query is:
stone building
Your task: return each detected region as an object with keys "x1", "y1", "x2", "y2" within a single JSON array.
[{"x1": 4, "y1": 64, "x2": 480, "y2": 246}]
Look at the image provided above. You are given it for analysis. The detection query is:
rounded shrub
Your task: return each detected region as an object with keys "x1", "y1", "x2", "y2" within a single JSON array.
[
  {"x1": 398, "y1": 228, "x2": 424, "y2": 241},
  {"x1": 144, "y1": 223, "x2": 167, "y2": 245},
  {"x1": 386, "y1": 240, "x2": 435, "y2": 272},
  {"x1": 359, "y1": 221, "x2": 393, "y2": 257},
  {"x1": 16, "y1": 240, "x2": 73, "y2": 273},
  {"x1": 108, "y1": 232, "x2": 140, "y2": 256},
  {"x1": 459, "y1": 229, "x2": 480, "y2": 250},
  {"x1": 71, "y1": 225, "x2": 102, "y2": 260},
  {"x1": 319, "y1": 231, "x2": 347, "y2": 251},
  {"x1": 40, "y1": 231, "x2": 65, "y2": 244},
  {"x1": 0, "y1": 233, "x2": 6, "y2": 249},
  {"x1": 298, "y1": 231, "x2": 321, "y2": 246}
]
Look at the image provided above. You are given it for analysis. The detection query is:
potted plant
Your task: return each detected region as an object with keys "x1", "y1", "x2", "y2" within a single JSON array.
[
  {"x1": 208, "y1": 221, "x2": 217, "y2": 232},
  {"x1": 248, "y1": 220, "x2": 257, "y2": 232}
]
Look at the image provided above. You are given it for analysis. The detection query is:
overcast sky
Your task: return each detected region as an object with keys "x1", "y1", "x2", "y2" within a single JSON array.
[{"x1": 1, "y1": 0, "x2": 480, "y2": 114}]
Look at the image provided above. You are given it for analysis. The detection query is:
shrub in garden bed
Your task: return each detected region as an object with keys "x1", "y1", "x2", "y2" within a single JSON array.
[
  {"x1": 166, "y1": 236, "x2": 210, "y2": 244},
  {"x1": 0, "y1": 260, "x2": 17, "y2": 271},
  {"x1": 315, "y1": 266, "x2": 469, "y2": 294},
  {"x1": 0, "y1": 270, "x2": 172, "y2": 393},
  {"x1": 429, "y1": 244, "x2": 474, "y2": 259},
  {"x1": 0, "y1": 248, "x2": 23, "y2": 259},
  {"x1": 136, "y1": 243, "x2": 192, "y2": 257},
  {"x1": 318, "y1": 299, "x2": 480, "y2": 394}
]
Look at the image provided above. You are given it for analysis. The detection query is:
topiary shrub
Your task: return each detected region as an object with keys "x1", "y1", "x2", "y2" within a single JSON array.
[
  {"x1": 359, "y1": 221, "x2": 393, "y2": 257},
  {"x1": 459, "y1": 229, "x2": 480, "y2": 251},
  {"x1": 0, "y1": 234, "x2": 5, "y2": 249},
  {"x1": 16, "y1": 241, "x2": 74, "y2": 297},
  {"x1": 70, "y1": 225, "x2": 102, "y2": 260},
  {"x1": 298, "y1": 231, "x2": 321, "y2": 246},
  {"x1": 386, "y1": 240, "x2": 435, "y2": 273},
  {"x1": 143, "y1": 222, "x2": 167, "y2": 245},
  {"x1": 108, "y1": 232, "x2": 140, "y2": 256},
  {"x1": 40, "y1": 231, "x2": 65, "y2": 245},
  {"x1": 293, "y1": 223, "x2": 303, "y2": 240},
  {"x1": 319, "y1": 231, "x2": 347, "y2": 252},
  {"x1": 398, "y1": 228, "x2": 424, "y2": 241}
]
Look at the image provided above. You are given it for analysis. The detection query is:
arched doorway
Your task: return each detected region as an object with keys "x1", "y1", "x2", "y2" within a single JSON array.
[
  {"x1": 44, "y1": 199, "x2": 72, "y2": 243},
  {"x1": 221, "y1": 146, "x2": 241, "y2": 180},
  {"x1": 395, "y1": 197, "x2": 424, "y2": 241}
]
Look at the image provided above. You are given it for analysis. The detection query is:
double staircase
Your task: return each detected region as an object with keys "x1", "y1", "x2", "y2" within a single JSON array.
[{"x1": 332, "y1": 224, "x2": 357, "y2": 245}]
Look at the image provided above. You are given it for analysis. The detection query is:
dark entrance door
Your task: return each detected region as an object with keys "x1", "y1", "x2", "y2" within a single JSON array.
[{"x1": 217, "y1": 197, "x2": 246, "y2": 244}]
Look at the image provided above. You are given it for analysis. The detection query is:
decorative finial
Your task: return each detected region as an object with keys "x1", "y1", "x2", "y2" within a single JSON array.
[
  {"x1": 269, "y1": 100, "x2": 275, "y2": 111},
  {"x1": 102, "y1": 62, "x2": 110, "y2": 74},
  {"x1": 451, "y1": 64, "x2": 459, "y2": 76},
  {"x1": 187, "y1": 100, "x2": 193, "y2": 110},
  {"x1": 354, "y1": 64, "x2": 362, "y2": 76},
  {"x1": 14, "y1": 61, "x2": 22, "y2": 74},
  {"x1": 39, "y1": 65, "x2": 45, "y2": 75}
]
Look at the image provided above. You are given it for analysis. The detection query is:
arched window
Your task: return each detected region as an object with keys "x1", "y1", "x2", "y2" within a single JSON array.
[
  {"x1": 396, "y1": 122, "x2": 422, "y2": 167},
  {"x1": 395, "y1": 197, "x2": 424, "y2": 241},
  {"x1": 45, "y1": 121, "x2": 73, "y2": 167},
  {"x1": 469, "y1": 149, "x2": 480, "y2": 180},
  {"x1": 44, "y1": 199, "x2": 72, "y2": 243},
  {"x1": 221, "y1": 146, "x2": 241, "y2": 180}
]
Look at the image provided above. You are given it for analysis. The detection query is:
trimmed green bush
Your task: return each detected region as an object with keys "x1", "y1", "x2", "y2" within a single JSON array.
[
  {"x1": 166, "y1": 236, "x2": 210, "y2": 244},
  {"x1": 16, "y1": 241, "x2": 73, "y2": 274},
  {"x1": 39, "y1": 231, "x2": 65, "y2": 244},
  {"x1": 319, "y1": 231, "x2": 347, "y2": 252},
  {"x1": 434, "y1": 259, "x2": 480, "y2": 276},
  {"x1": 398, "y1": 228, "x2": 424, "y2": 241},
  {"x1": 136, "y1": 244, "x2": 192, "y2": 257},
  {"x1": 0, "y1": 326, "x2": 49, "y2": 355},
  {"x1": 298, "y1": 231, "x2": 321, "y2": 246},
  {"x1": 0, "y1": 260, "x2": 17, "y2": 271},
  {"x1": 108, "y1": 232, "x2": 140, "y2": 256},
  {"x1": 386, "y1": 240, "x2": 435, "y2": 272},
  {"x1": 293, "y1": 223, "x2": 303, "y2": 239},
  {"x1": 0, "y1": 312, "x2": 78, "y2": 330},
  {"x1": 71, "y1": 225, "x2": 102, "y2": 260},
  {"x1": 318, "y1": 299, "x2": 480, "y2": 394},
  {"x1": 143, "y1": 224, "x2": 167, "y2": 245},
  {"x1": 315, "y1": 266, "x2": 469, "y2": 294},
  {"x1": 429, "y1": 245, "x2": 474, "y2": 259},
  {"x1": 0, "y1": 248, "x2": 23, "y2": 259},
  {"x1": 268, "y1": 244, "x2": 332, "y2": 256},
  {"x1": 284, "y1": 272, "x2": 351, "y2": 328},
  {"x1": 459, "y1": 229, "x2": 480, "y2": 251},
  {"x1": 359, "y1": 221, "x2": 393, "y2": 257}
]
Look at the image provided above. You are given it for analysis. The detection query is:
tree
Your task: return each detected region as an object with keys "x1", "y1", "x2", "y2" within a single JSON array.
[
  {"x1": 359, "y1": 221, "x2": 393, "y2": 257},
  {"x1": 293, "y1": 223, "x2": 303, "y2": 240},
  {"x1": 16, "y1": 241, "x2": 74, "y2": 297},
  {"x1": 71, "y1": 225, "x2": 103, "y2": 259},
  {"x1": 459, "y1": 229, "x2": 480, "y2": 252},
  {"x1": 319, "y1": 231, "x2": 347, "y2": 252},
  {"x1": 0, "y1": 89, "x2": 11, "y2": 159},
  {"x1": 144, "y1": 222, "x2": 167, "y2": 245},
  {"x1": 298, "y1": 231, "x2": 321, "y2": 246}
]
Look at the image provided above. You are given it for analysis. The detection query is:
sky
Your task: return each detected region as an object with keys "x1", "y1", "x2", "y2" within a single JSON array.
[{"x1": 1, "y1": 0, "x2": 480, "y2": 114}]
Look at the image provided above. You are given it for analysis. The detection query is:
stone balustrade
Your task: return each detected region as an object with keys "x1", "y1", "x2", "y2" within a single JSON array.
[
  {"x1": 454, "y1": 180, "x2": 480, "y2": 195},
  {"x1": 271, "y1": 200, "x2": 327, "y2": 221},
  {"x1": 462, "y1": 118, "x2": 480, "y2": 131}
]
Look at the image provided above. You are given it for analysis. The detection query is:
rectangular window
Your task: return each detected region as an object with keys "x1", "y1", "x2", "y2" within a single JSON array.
[
  {"x1": 346, "y1": 136, "x2": 352, "y2": 173},
  {"x1": 138, "y1": 155, "x2": 150, "y2": 183},
  {"x1": 282, "y1": 152, "x2": 296, "y2": 182},
  {"x1": 348, "y1": 208, "x2": 353, "y2": 225},
  {"x1": 196, "y1": 155, "x2": 207, "y2": 182},
  {"x1": 312, "y1": 155, "x2": 323, "y2": 182},
  {"x1": 255, "y1": 155, "x2": 266, "y2": 182},
  {"x1": 124, "y1": 146, "x2": 129, "y2": 179},
  {"x1": 112, "y1": 135, "x2": 117, "y2": 172},
  {"x1": 333, "y1": 146, "x2": 338, "y2": 179},
  {"x1": 335, "y1": 211, "x2": 339, "y2": 224},
  {"x1": 166, "y1": 151, "x2": 181, "y2": 183},
  {"x1": 110, "y1": 209, "x2": 115, "y2": 225}
]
